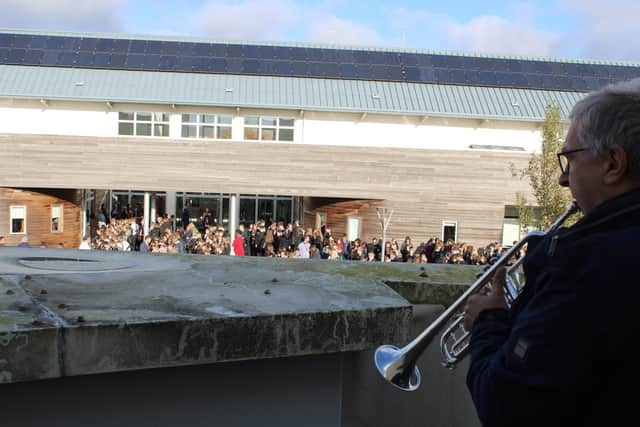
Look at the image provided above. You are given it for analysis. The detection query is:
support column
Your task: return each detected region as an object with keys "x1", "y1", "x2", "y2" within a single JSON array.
[
  {"x1": 229, "y1": 194, "x2": 238, "y2": 255},
  {"x1": 143, "y1": 192, "x2": 150, "y2": 236},
  {"x1": 82, "y1": 200, "x2": 88, "y2": 239},
  {"x1": 151, "y1": 194, "x2": 157, "y2": 224},
  {"x1": 166, "y1": 191, "x2": 177, "y2": 232},
  {"x1": 166, "y1": 191, "x2": 176, "y2": 217}
]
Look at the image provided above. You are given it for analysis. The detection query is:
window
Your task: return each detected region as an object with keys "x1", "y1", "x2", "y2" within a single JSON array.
[
  {"x1": 118, "y1": 112, "x2": 170, "y2": 137},
  {"x1": 10, "y1": 205, "x2": 26, "y2": 234},
  {"x1": 244, "y1": 116, "x2": 294, "y2": 141},
  {"x1": 347, "y1": 216, "x2": 361, "y2": 241},
  {"x1": 181, "y1": 114, "x2": 232, "y2": 139},
  {"x1": 316, "y1": 212, "x2": 327, "y2": 229},
  {"x1": 51, "y1": 204, "x2": 63, "y2": 233},
  {"x1": 442, "y1": 221, "x2": 458, "y2": 242}
]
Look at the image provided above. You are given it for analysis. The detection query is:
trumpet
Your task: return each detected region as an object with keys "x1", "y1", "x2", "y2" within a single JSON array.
[{"x1": 374, "y1": 200, "x2": 579, "y2": 391}]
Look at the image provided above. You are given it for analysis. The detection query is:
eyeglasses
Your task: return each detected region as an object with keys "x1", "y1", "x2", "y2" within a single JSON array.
[{"x1": 557, "y1": 148, "x2": 588, "y2": 175}]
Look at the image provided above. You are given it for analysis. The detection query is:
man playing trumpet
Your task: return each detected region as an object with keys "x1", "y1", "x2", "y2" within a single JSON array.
[{"x1": 464, "y1": 78, "x2": 640, "y2": 426}]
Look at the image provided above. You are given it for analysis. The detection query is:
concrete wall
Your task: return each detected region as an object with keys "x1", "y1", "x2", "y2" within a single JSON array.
[
  {"x1": 342, "y1": 304, "x2": 481, "y2": 427},
  {"x1": 0, "y1": 353, "x2": 346, "y2": 427},
  {"x1": 0, "y1": 305, "x2": 480, "y2": 427}
]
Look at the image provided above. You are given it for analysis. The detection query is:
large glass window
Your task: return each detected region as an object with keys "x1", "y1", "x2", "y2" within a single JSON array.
[
  {"x1": 243, "y1": 116, "x2": 294, "y2": 141},
  {"x1": 119, "y1": 112, "x2": 170, "y2": 137},
  {"x1": 258, "y1": 199, "x2": 274, "y2": 226},
  {"x1": 239, "y1": 198, "x2": 256, "y2": 227},
  {"x1": 51, "y1": 204, "x2": 63, "y2": 233},
  {"x1": 181, "y1": 114, "x2": 232, "y2": 140},
  {"x1": 275, "y1": 199, "x2": 292, "y2": 224},
  {"x1": 10, "y1": 205, "x2": 26, "y2": 234}
]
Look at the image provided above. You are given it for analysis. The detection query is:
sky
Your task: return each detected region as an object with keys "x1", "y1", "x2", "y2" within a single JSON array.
[{"x1": 0, "y1": 0, "x2": 638, "y2": 62}]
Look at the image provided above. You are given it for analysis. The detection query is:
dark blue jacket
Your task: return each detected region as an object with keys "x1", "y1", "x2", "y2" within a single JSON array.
[{"x1": 467, "y1": 188, "x2": 640, "y2": 427}]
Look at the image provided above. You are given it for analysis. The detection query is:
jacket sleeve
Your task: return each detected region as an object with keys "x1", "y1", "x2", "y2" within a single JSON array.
[{"x1": 466, "y1": 277, "x2": 588, "y2": 427}]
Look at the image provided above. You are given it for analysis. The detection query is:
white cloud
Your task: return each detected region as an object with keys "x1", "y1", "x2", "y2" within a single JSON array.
[
  {"x1": 0, "y1": 0, "x2": 126, "y2": 32},
  {"x1": 446, "y1": 15, "x2": 561, "y2": 57},
  {"x1": 562, "y1": 0, "x2": 640, "y2": 60},
  {"x1": 389, "y1": 7, "x2": 563, "y2": 56},
  {"x1": 196, "y1": 0, "x2": 297, "y2": 41},
  {"x1": 307, "y1": 15, "x2": 381, "y2": 46}
]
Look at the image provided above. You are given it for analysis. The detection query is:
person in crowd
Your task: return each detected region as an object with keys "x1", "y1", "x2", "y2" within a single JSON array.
[
  {"x1": 297, "y1": 235, "x2": 310, "y2": 259},
  {"x1": 232, "y1": 229, "x2": 245, "y2": 257},
  {"x1": 181, "y1": 205, "x2": 190, "y2": 229},
  {"x1": 139, "y1": 235, "x2": 151, "y2": 253},
  {"x1": 463, "y1": 78, "x2": 640, "y2": 426},
  {"x1": 17, "y1": 236, "x2": 31, "y2": 248},
  {"x1": 239, "y1": 224, "x2": 250, "y2": 256},
  {"x1": 309, "y1": 244, "x2": 321, "y2": 260},
  {"x1": 78, "y1": 236, "x2": 92, "y2": 250}
]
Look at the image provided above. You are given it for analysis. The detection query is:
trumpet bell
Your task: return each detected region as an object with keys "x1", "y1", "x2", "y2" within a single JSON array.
[{"x1": 374, "y1": 345, "x2": 421, "y2": 391}]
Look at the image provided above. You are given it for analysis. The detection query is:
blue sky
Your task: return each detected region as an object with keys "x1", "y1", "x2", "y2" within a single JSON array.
[{"x1": 0, "y1": 0, "x2": 638, "y2": 61}]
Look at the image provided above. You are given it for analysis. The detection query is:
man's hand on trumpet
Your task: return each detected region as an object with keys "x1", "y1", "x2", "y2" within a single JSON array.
[{"x1": 463, "y1": 266, "x2": 508, "y2": 331}]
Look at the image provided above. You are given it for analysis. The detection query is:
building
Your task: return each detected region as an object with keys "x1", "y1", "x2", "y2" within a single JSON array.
[{"x1": 1, "y1": 29, "x2": 639, "y2": 248}]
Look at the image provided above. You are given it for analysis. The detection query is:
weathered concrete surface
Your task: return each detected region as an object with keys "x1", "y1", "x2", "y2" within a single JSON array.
[{"x1": 0, "y1": 247, "x2": 414, "y2": 384}]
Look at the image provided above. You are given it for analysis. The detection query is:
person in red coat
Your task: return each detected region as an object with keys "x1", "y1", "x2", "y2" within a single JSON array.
[{"x1": 232, "y1": 229, "x2": 245, "y2": 256}]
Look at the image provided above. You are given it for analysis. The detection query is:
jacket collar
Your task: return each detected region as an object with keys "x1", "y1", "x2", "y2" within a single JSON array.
[{"x1": 563, "y1": 187, "x2": 640, "y2": 239}]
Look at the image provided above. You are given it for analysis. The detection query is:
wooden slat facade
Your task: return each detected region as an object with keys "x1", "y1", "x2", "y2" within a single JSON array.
[
  {"x1": 0, "y1": 132, "x2": 537, "y2": 246},
  {"x1": 0, "y1": 187, "x2": 82, "y2": 248}
]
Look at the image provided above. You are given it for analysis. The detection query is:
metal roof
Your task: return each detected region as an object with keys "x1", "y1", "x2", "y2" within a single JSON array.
[{"x1": 0, "y1": 65, "x2": 583, "y2": 121}]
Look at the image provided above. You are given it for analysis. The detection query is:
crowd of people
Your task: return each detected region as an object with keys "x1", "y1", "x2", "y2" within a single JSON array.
[{"x1": 76, "y1": 212, "x2": 518, "y2": 265}]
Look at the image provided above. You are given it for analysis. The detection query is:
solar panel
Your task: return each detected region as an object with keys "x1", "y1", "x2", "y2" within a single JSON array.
[
  {"x1": 58, "y1": 51, "x2": 77, "y2": 66},
  {"x1": 273, "y1": 60, "x2": 291, "y2": 74},
  {"x1": 7, "y1": 49, "x2": 26, "y2": 63},
  {"x1": 22, "y1": 49, "x2": 41, "y2": 64},
  {"x1": 211, "y1": 58, "x2": 227, "y2": 72},
  {"x1": 12, "y1": 35, "x2": 32, "y2": 48},
  {"x1": 159, "y1": 55, "x2": 177, "y2": 69},
  {"x1": 290, "y1": 48, "x2": 307, "y2": 61},
  {"x1": 146, "y1": 41, "x2": 162, "y2": 55},
  {"x1": 242, "y1": 45, "x2": 260, "y2": 59},
  {"x1": 110, "y1": 54, "x2": 126, "y2": 67},
  {"x1": 307, "y1": 48, "x2": 323, "y2": 62},
  {"x1": 76, "y1": 51, "x2": 94, "y2": 66},
  {"x1": 0, "y1": 34, "x2": 13, "y2": 48},
  {"x1": 160, "y1": 42, "x2": 179, "y2": 55},
  {"x1": 291, "y1": 61, "x2": 308, "y2": 75},
  {"x1": 45, "y1": 36, "x2": 66, "y2": 50},
  {"x1": 96, "y1": 38, "x2": 114, "y2": 52},
  {"x1": 243, "y1": 59, "x2": 260, "y2": 73},
  {"x1": 126, "y1": 54, "x2": 146, "y2": 68},
  {"x1": 403, "y1": 66, "x2": 420, "y2": 80},
  {"x1": 273, "y1": 47, "x2": 291, "y2": 60},
  {"x1": 388, "y1": 66, "x2": 403, "y2": 80},
  {"x1": 94, "y1": 53, "x2": 110, "y2": 67},
  {"x1": 227, "y1": 45, "x2": 243, "y2": 58},
  {"x1": 399, "y1": 53, "x2": 418, "y2": 67},
  {"x1": 353, "y1": 51, "x2": 369, "y2": 64},
  {"x1": 1, "y1": 31, "x2": 639, "y2": 92}
]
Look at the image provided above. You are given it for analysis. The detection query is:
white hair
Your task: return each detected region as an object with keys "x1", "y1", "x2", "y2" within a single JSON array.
[{"x1": 570, "y1": 77, "x2": 640, "y2": 177}]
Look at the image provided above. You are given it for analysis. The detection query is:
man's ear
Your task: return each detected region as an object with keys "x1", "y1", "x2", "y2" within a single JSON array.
[{"x1": 603, "y1": 144, "x2": 628, "y2": 184}]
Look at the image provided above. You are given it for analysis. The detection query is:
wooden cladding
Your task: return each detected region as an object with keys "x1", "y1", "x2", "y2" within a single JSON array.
[
  {"x1": 0, "y1": 133, "x2": 537, "y2": 246},
  {"x1": 0, "y1": 188, "x2": 82, "y2": 248}
]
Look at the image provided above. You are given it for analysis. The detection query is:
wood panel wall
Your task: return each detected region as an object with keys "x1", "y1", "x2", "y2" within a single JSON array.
[
  {"x1": 0, "y1": 188, "x2": 82, "y2": 248},
  {"x1": 0, "y1": 133, "x2": 542, "y2": 247}
]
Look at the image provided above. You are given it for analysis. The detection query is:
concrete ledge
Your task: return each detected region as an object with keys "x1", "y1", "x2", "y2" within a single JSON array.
[{"x1": 0, "y1": 248, "x2": 412, "y2": 383}]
